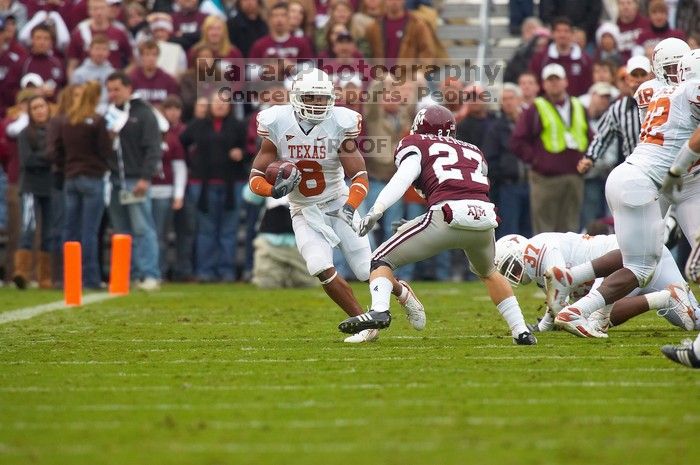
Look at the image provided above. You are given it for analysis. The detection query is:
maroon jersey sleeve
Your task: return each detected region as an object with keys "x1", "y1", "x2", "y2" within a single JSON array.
[{"x1": 397, "y1": 134, "x2": 491, "y2": 207}]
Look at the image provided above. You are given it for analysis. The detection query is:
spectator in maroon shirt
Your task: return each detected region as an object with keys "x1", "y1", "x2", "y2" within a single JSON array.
[
  {"x1": 617, "y1": 0, "x2": 651, "y2": 62},
  {"x1": 67, "y1": 0, "x2": 133, "y2": 78},
  {"x1": 63, "y1": 0, "x2": 89, "y2": 30},
  {"x1": 365, "y1": 0, "x2": 438, "y2": 67},
  {"x1": 152, "y1": 95, "x2": 187, "y2": 279},
  {"x1": 130, "y1": 40, "x2": 180, "y2": 108},
  {"x1": 248, "y1": 2, "x2": 314, "y2": 62},
  {"x1": 22, "y1": 24, "x2": 66, "y2": 101},
  {"x1": 635, "y1": 0, "x2": 686, "y2": 54},
  {"x1": 172, "y1": 0, "x2": 207, "y2": 50},
  {"x1": 530, "y1": 17, "x2": 593, "y2": 97},
  {"x1": 0, "y1": 16, "x2": 24, "y2": 117}
]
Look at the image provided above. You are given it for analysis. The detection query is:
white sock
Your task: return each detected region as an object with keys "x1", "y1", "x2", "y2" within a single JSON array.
[
  {"x1": 693, "y1": 333, "x2": 700, "y2": 357},
  {"x1": 497, "y1": 296, "x2": 529, "y2": 337},
  {"x1": 569, "y1": 262, "x2": 596, "y2": 287},
  {"x1": 569, "y1": 290, "x2": 607, "y2": 318},
  {"x1": 644, "y1": 290, "x2": 671, "y2": 310},
  {"x1": 538, "y1": 311, "x2": 554, "y2": 331},
  {"x1": 370, "y1": 277, "x2": 393, "y2": 312}
]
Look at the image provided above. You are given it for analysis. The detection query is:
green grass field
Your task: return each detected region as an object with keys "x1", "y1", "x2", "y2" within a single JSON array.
[{"x1": 1, "y1": 282, "x2": 699, "y2": 465}]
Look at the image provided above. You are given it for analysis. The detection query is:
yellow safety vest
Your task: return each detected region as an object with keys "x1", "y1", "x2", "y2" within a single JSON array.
[{"x1": 533, "y1": 96, "x2": 589, "y2": 153}]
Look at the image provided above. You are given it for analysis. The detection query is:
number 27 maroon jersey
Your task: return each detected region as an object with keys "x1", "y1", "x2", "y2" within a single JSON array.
[{"x1": 393, "y1": 133, "x2": 491, "y2": 207}]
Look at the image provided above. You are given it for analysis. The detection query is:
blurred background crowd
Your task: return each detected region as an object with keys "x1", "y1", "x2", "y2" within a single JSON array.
[{"x1": 0, "y1": 0, "x2": 698, "y2": 290}]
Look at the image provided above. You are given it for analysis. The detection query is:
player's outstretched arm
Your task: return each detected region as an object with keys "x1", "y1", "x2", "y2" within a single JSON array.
[
  {"x1": 357, "y1": 155, "x2": 421, "y2": 237},
  {"x1": 327, "y1": 140, "x2": 369, "y2": 226}
]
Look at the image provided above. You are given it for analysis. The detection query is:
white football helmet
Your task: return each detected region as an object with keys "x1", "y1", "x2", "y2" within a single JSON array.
[
  {"x1": 290, "y1": 67, "x2": 336, "y2": 123},
  {"x1": 678, "y1": 49, "x2": 700, "y2": 83},
  {"x1": 494, "y1": 234, "x2": 532, "y2": 287},
  {"x1": 652, "y1": 38, "x2": 691, "y2": 86}
]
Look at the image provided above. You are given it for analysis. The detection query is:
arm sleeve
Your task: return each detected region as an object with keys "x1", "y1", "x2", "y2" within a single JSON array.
[
  {"x1": 586, "y1": 102, "x2": 619, "y2": 162},
  {"x1": 7, "y1": 113, "x2": 29, "y2": 138},
  {"x1": 172, "y1": 159, "x2": 187, "y2": 200},
  {"x1": 374, "y1": 154, "x2": 421, "y2": 214},
  {"x1": 139, "y1": 109, "x2": 163, "y2": 179},
  {"x1": 18, "y1": 11, "x2": 47, "y2": 48}
]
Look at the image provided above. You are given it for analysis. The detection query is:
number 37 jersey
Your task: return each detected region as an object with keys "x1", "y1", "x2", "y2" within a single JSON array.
[
  {"x1": 630, "y1": 78, "x2": 700, "y2": 184},
  {"x1": 256, "y1": 104, "x2": 362, "y2": 209},
  {"x1": 394, "y1": 134, "x2": 491, "y2": 207}
]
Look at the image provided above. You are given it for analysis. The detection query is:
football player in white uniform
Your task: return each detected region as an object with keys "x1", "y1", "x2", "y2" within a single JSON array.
[
  {"x1": 547, "y1": 44, "x2": 700, "y2": 338},
  {"x1": 495, "y1": 234, "x2": 698, "y2": 335},
  {"x1": 248, "y1": 68, "x2": 376, "y2": 343},
  {"x1": 633, "y1": 38, "x2": 690, "y2": 121}
]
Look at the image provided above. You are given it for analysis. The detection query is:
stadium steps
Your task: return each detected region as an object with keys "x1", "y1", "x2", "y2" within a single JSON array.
[{"x1": 437, "y1": 0, "x2": 540, "y2": 84}]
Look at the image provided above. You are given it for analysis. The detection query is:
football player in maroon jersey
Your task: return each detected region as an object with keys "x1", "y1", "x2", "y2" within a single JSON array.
[{"x1": 338, "y1": 105, "x2": 537, "y2": 345}]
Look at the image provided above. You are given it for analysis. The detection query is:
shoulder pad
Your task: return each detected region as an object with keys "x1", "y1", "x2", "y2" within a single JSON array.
[{"x1": 332, "y1": 106, "x2": 362, "y2": 136}]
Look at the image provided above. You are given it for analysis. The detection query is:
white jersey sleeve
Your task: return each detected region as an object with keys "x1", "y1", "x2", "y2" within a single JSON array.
[
  {"x1": 256, "y1": 106, "x2": 281, "y2": 141},
  {"x1": 683, "y1": 79, "x2": 700, "y2": 124},
  {"x1": 634, "y1": 79, "x2": 665, "y2": 122},
  {"x1": 332, "y1": 106, "x2": 362, "y2": 140}
]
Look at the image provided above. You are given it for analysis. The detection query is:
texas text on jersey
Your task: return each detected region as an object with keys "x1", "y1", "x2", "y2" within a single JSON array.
[
  {"x1": 393, "y1": 133, "x2": 490, "y2": 207},
  {"x1": 256, "y1": 104, "x2": 362, "y2": 209}
]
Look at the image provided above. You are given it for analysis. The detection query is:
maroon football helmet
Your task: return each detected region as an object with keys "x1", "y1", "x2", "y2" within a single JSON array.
[{"x1": 410, "y1": 105, "x2": 456, "y2": 137}]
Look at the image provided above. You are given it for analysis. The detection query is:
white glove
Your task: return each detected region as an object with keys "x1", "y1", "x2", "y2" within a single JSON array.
[
  {"x1": 357, "y1": 207, "x2": 383, "y2": 236},
  {"x1": 326, "y1": 204, "x2": 355, "y2": 227},
  {"x1": 659, "y1": 169, "x2": 683, "y2": 201}
]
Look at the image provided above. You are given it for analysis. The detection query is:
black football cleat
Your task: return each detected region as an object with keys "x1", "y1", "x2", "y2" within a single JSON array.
[
  {"x1": 338, "y1": 310, "x2": 392, "y2": 334},
  {"x1": 526, "y1": 321, "x2": 541, "y2": 333},
  {"x1": 514, "y1": 331, "x2": 537, "y2": 345},
  {"x1": 661, "y1": 342, "x2": 700, "y2": 368}
]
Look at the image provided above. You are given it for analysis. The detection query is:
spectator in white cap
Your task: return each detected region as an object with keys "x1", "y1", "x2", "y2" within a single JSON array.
[
  {"x1": 579, "y1": 55, "x2": 652, "y2": 181},
  {"x1": 595, "y1": 22, "x2": 623, "y2": 66},
  {"x1": 148, "y1": 13, "x2": 187, "y2": 78},
  {"x1": 529, "y1": 17, "x2": 593, "y2": 97},
  {"x1": 511, "y1": 62, "x2": 593, "y2": 233}
]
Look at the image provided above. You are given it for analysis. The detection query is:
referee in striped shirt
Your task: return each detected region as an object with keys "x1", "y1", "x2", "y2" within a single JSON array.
[{"x1": 578, "y1": 56, "x2": 653, "y2": 174}]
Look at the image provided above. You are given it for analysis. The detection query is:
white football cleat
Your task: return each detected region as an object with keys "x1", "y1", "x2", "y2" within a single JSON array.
[
  {"x1": 397, "y1": 280, "x2": 426, "y2": 331},
  {"x1": 554, "y1": 306, "x2": 607, "y2": 338},
  {"x1": 658, "y1": 284, "x2": 696, "y2": 330},
  {"x1": 544, "y1": 266, "x2": 574, "y2": 313},
  {"x1": 343, "y1": 329, "x2": 379, "y2": 343}
]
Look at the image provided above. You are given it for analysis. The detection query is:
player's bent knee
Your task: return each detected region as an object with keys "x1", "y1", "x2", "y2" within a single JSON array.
[
  {"x1": 370, "y1": 259, "x2": 391, "y2": 272},
  {"x1": 317, "y1": 267, "x2": 338, "y2": 285},
  {"x1": 628, "y1": 262, "x2": 658, "y2": 288}
]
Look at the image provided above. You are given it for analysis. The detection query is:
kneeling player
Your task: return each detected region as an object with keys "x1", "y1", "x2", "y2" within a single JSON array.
[
  {"x1": 494, "y1": 233, "x2": 698, "y2": 335},
  {"x1": 338, "y1": 105, "x2": 536, "y2": 345},
  {"x1": 249, "y1": 68, "x2": 374, "y2": 343}
]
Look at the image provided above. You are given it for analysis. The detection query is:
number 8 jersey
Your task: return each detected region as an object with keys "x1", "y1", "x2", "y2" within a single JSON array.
[
  {"x1": 394, "y1": 133, "x2": 491, "y2": 207},
  {"x1": 630, "y1": 78, "x2": 700, "y2": 184},
  {"x1": 256, "y1": 104, "x2": 362, "y2": 209}
]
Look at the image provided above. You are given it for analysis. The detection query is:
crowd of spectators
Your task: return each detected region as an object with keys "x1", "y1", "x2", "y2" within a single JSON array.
[{"x1": 0, "y1": 0, "x2": 699, "y2": 289}]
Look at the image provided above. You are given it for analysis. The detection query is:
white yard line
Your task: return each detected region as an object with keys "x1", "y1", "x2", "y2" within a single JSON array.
[
  {"x1": 0, "y1": 293, "x2": 116, "y2": 325},
  {"x1": 1, "y1": 380, "x2": 696, "y2": 393}
]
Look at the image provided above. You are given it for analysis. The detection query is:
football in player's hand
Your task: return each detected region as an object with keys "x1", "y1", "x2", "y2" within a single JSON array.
[{"x1": 265, "y1": 160, "x2": 297, "y2": 184}]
